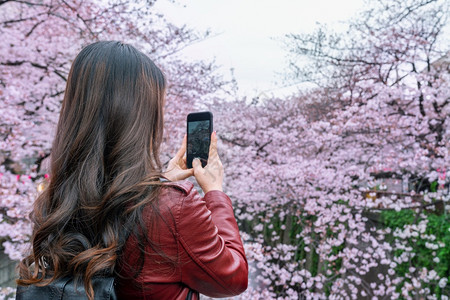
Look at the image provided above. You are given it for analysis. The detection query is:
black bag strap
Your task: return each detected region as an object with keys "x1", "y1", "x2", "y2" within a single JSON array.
[
  {"x1": 16, "y1": 276, "x2": 116, "y2": 300},
  {"x1": 185, "y1": 289, "x2": 193, "y2": 300},
  {"x1": 16, "y1": 277, "x2": 70, "y2": 300}
]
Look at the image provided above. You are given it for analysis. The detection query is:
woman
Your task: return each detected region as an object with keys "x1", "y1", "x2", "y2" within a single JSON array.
[{"x1": 17, "y1": 41, "x2": 248, "y2": 300}]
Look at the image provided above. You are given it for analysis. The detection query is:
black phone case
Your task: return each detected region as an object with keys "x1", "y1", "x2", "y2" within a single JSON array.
[{"x1": 186, "y1": 111, "x2": 213, "y2": 169}]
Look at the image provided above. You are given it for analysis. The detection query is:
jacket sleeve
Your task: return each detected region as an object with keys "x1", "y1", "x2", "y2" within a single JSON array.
[{"x1": 177, "y1": 188, "x2": 248, "y2": 297}]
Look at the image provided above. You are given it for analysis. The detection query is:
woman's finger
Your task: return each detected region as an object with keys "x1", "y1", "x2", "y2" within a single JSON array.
[
  {"x1": 174, "y1": 134, "x2": 187, "y2": 159},
  {"x1": 182, "y1": 168, "x2": 195, "y2": 178},
  {"x1": 208, "y1": 131, "x2": 218, "y2": 159},
  {"x1": 181, "y1": 156, "x2": 187, "y2": 168},
  {"x1": 192, "y1": 158, "x2": 203, "y2": 174}
]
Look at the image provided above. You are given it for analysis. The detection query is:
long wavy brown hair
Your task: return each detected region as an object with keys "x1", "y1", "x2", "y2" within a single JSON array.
[{"x1": 17, "y1": 41, "x2": 167, "y2": 299}]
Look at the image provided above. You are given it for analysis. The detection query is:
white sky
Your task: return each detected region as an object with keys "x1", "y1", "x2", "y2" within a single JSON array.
[{"x1": 154, "y1": 0, "x2": 366, "y2": 98}]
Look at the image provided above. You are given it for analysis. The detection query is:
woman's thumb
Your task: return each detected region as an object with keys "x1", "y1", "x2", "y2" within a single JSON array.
[{"x1": 192, "y1": 158, "x2": 202, "y2": 171}]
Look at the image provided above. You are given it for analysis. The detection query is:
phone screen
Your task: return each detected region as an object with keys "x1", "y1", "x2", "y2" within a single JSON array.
[{"x1": 187, "y1": 120, "x2": 211, "y2": 168}]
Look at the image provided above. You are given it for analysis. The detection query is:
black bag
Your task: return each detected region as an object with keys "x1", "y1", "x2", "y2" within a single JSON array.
[
  {"x1": 16, "y1": 276, "x2": 117, "y2": 300},
  {"x1": 16, "y1": 277, "x2": 197, "y2": 300}
]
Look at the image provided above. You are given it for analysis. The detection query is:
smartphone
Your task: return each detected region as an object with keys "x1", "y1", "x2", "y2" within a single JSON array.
[{"x1": 187, "y1": 111, "x2": 213, "y2": 169}]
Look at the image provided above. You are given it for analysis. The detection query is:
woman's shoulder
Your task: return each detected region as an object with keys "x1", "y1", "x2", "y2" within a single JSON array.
[
  {"x1": 154, "y1": 180, "x2": 206, "y2": 230},
  {"x1": 158, "y1": 180, "x2": 198, "y2": 210},
  {"x1": 140, "y1": 180, "x2": 199, "y2": 232},
  {"x1": 160, "y1": 179, "x2": 195, "y2": 195}
]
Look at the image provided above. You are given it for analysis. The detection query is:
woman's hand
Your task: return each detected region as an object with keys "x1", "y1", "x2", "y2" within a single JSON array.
[
  {"x1": 163, "y1": 135, "x2": 194, "y2": 182},
  {"x1": 192, "y1": 131, "x2": 223, "y2": 193}
]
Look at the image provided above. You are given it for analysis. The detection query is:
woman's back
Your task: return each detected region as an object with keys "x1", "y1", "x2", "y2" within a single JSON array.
[{"x1": 16, "y1": 41, "x2": 248, "y2": 299}]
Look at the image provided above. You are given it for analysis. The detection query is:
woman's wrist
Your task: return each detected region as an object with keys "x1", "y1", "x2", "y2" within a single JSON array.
[{"x1": 202, "y1": 185, "x2": 223, "y2": 194}]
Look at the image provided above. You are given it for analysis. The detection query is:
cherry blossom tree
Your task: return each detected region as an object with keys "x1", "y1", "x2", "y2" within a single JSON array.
[{"x1": 207, "y1": 0, "x2": 449, "y2": 298}]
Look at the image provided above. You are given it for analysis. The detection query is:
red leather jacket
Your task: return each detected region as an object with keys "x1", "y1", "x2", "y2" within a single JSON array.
[{"x1": 116, "y1": 181, "x2": 248, "y2": 299}]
